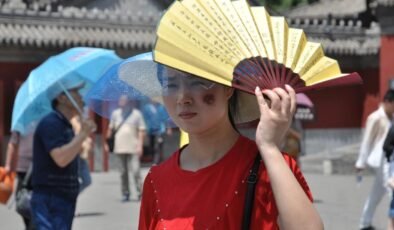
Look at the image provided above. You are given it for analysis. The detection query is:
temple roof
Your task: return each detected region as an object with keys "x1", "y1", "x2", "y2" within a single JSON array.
[
  {"x1": 284, "y1": 0, "x2": 380, "y2": 58},
  {"x1": 0, "y1": 0, "x2": 385, "y2": 64},
  {"x1": 377, "y1": 0, "x2": 394, "y2": 6},
  {"x1": 285, "y1": 0, "x2": 367, "y2": 18},
  {"x1": 0, "y1": 0, "x2": 163, "y2": 54}
]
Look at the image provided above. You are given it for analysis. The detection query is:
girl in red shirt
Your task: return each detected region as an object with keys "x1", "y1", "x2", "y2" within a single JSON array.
[{"x1": 138, "y1": 66, "x2": 323, "y2": 230}]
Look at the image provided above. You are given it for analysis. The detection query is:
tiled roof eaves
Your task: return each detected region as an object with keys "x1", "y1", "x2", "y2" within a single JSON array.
[
  {"x1": 0, "y1": 7, "x2": 161, "y2": 26},
  {"x1": 0, "y1": 6, "x2": 159, "y2": 50},
  {"x1": 288, "y1": 17, "x2": 366, "y2": 35},
  {"x1": 287, "y1": 17, "x2": 381, "y2": 55},
  {"x1": 308, "y1": 36, "x2": 380, "y2": 56},
  {"x1": 0, "y1": 20, "x2": 157, "y2": 50},
  {"x1": 378, "y1": 0, "x2": 394, "y2": 6},
  {"x1": 284, "y1": 0, "x2": 366, "y2": 18},
  {"x1": 0, "y1": 5, "x2": 380, "y2": 55}
]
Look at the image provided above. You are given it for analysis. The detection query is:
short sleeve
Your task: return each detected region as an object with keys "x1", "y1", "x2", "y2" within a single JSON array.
[{"x1": 36, "y1": 119, "x2": 72, "y2": 154}]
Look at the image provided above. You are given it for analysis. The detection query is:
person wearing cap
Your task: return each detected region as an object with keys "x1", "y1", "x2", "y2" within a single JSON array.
[
  {"x1": 30, "y1": 81, "x2": 96, "y2": 230},
  {"x1": 138, "y1": 67, "x2": 323, "y2": 229}
]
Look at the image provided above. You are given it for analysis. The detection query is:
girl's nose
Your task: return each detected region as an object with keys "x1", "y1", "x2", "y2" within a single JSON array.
[{"x1": 176, "y1": 84, "x2": 193, "y2": 105}]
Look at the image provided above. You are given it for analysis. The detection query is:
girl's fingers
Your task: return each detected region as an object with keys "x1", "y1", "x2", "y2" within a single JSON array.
[
  {"x1": 256, "y1": 86, "x2": 296, "y2": 118},
  {"x1": 273, "y1": 87, "x2": 291, "y2": 116},
  {"x1": 285, "y1": 85, "x2": 297, "y2": 115},
  {"x1": 262, "y1": 89, "x2": 281, "y2": 112},
  {"x1": 255, "y1": 87, "x2": 268, "y2": 114}
]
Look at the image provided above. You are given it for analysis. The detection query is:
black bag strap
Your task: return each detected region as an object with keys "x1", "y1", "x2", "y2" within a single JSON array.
[
  {"x1": 22, "y1": 164, "x2": 33, "y2": 187},
  {"x1": 242, "y1": 153, "x2": 261, "y2": 230},
  {"x1": 112, "y1": 111, "x2": 132, "y2": 136}
]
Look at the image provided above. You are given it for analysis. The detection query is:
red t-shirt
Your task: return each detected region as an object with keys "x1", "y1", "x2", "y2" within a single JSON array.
[{"x1": 139, "y1": 136, "x2": 312, "y2": 230}]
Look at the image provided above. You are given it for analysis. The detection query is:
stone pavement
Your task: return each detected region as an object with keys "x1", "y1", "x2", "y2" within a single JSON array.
[
  {"x1": 299, "y1": 143, "x2": 378, "y2": 176},
  {"x1": 0, "y1": 168, "x2": 390, "y2": 230}
]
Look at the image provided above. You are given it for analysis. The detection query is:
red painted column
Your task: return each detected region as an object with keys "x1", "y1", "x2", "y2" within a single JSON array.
[
  {"x1": 380, "y1": 35, "x2": 394, "y2": 98},
  {"x1": 88, "y1": 110, "x2": 95, "y2": 172},
  {"x1": 102, "y1": 115, "x2": 109, "y2": 172},
  {"x1": 0, "y1": 80, "x2": 4, "y2": 164}
]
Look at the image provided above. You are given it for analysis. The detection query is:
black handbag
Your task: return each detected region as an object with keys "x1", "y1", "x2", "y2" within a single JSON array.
[
  {"x1": 242, "y1": 153, "x2": 261, "y2": 230},
  {"x1": 16, "y1": 165, "x2": 33, "y2": 219},
  {"x1": 106, "y1": 129, "x2": 116, "y2": 153}
]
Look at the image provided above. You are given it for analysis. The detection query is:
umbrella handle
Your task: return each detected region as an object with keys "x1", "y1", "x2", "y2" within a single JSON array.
[
  {"x1": 57, "y1": 82, "x2": 97, "y2": 133},
  {"x1": 57, "y1": 82, "x2": 84, "y2": 117}
]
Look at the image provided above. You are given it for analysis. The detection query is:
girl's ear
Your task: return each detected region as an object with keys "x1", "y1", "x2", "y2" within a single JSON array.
[{"x1": 225, "y1": 87, "x2": 234, "y2": 100}]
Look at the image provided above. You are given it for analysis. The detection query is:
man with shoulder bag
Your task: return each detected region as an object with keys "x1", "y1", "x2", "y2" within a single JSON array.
[{"x1": 106, "y1": 95, "x2": 145, "y2": 202}]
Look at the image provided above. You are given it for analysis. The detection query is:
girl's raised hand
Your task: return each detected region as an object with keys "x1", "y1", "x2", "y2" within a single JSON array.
[{"x1": 254, "y1": 85, "x2": 296, "y2": 154}]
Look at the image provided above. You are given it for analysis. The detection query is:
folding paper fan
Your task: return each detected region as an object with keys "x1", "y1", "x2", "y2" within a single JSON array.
[{"x1": 153, "y1": 0, "x2": 362, "y2": 94}]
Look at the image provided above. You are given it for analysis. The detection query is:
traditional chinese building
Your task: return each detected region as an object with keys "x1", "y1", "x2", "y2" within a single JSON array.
[
  {"x1": 0, "y1": 0, "x2": 164, "y2": 168},
  {"x1": 1, "y1": 0, "x2": 394, "y2": 166},
  {"x1": 282, "y1": 0, "x2": 394, "y2": 153}
]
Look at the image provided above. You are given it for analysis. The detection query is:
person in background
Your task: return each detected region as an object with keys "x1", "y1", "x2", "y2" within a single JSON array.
[
  {"x1": 4, "y1": 123, "x2": 36, "y2": 230},
  {"x1": 383, "y1": 123, "x2": 394, "y2": 230},
  {"x1": 106, "y1": 95, "x2": 146, "y2": 202},
  {"x1": 355, "y1": 89, "x2": 394, "y2": 230},
  {"x1": 30, "y1": 82, "x2": 96, "y2": 230},
  {"x1": 142, "y1": 98, "x2": 171, "y2": 164}
]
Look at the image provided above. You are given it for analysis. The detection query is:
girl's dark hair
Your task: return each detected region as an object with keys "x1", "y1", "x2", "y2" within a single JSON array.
[
  {"x1": 157, "y1": 64, "x2": 166, "y2": 86},
  {"x1": 228, "y1": 90, "x2": 239, "y2": 133}
]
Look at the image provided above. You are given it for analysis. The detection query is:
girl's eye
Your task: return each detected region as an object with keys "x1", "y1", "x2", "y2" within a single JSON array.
[
  {"x1": 168, "y1": 84, "x2": 176, "y2": 88},
  {"x1": 191, "y1": 81, "x2": 209, "y2": 88},
  {"x1": 165, "y1": 84, "x2": 178, "y2": 89}
]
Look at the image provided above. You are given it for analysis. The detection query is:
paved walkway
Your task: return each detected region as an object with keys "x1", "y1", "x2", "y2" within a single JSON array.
[{"x1": 0, "y1": 169, "x2": 390, "y2": 229}]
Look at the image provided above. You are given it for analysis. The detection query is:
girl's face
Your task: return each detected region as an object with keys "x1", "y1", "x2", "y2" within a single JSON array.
[{"x1": 162, "y1": 68, "x2": 234, "y2": 134}]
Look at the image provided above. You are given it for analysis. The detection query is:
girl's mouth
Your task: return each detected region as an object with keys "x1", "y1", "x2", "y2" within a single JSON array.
[{"x1": 178, "y1": 112, "x2": 197, "y2": 119}]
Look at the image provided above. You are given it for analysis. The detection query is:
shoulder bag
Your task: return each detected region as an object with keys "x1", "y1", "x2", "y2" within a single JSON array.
[
  {"x1": 242, "y1": 153, "x2": 261, "y2": 230},
  {"x1": 106, "y1": 112, "x2": 131, "y2": 152},
  {"x1": 16, "y1": 165, "x2": 33, "y2": 219}
]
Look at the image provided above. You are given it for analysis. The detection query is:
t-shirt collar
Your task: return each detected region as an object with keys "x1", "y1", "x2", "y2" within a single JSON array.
[{"x1": 53, "y1": 109, "x2": 72, "y2": 127}]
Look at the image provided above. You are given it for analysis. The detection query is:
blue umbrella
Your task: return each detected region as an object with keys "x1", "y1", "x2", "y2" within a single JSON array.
[
  {"x1": 12, "y1": 47, "x2": 122, "y2": 134},
  {"x1": 85, "y1": 52, "x2": 171, "y2": 125}
]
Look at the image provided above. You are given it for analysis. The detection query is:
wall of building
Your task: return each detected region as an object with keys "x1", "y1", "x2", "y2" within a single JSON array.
[
  {"x1": 304, "y1": 68, "x2": 380, "y2": 129},
  {"x1": 0, "y1": 62, "x2": 37, "y2": 164},
  {"x1": 381, "y1": 35, "x2": 394, "y2": 99}
]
